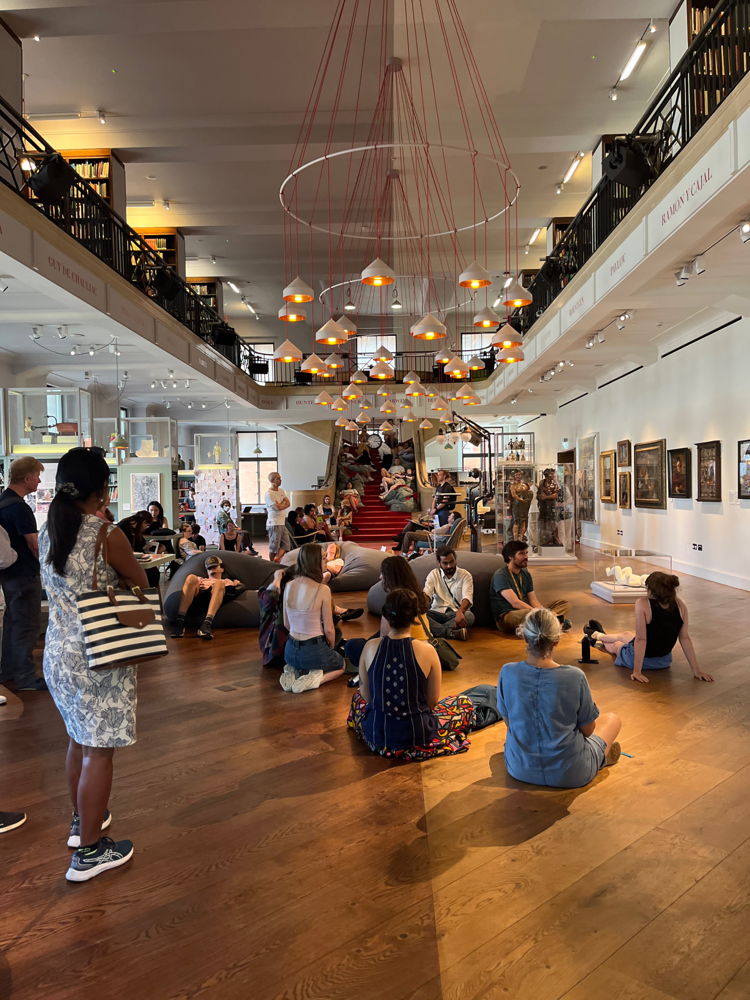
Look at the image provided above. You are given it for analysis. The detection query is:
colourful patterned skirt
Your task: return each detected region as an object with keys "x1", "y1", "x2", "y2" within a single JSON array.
[{"x1": 347, "y1": 693, "x2": 474, "y2": 762}]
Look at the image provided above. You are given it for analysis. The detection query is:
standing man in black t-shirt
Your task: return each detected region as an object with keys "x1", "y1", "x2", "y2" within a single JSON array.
[
  {"x1": 0, "y1": 457, "x2": 46, "y2": 691},
  {"x1": 430, "y1": 470, "x2": 457, "y2": 526}
]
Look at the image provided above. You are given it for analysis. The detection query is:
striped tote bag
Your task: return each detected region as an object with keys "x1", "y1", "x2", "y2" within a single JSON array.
[{"x1": 76, "y1": 524, "x2": 168, "y2": 670}]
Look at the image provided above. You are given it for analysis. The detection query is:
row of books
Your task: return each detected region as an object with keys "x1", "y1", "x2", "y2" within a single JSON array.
[{"x1": 72, "y1": 160, "x2": 110, "y2": 179}]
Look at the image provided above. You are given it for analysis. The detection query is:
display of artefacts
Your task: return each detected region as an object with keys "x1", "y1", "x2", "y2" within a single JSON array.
[
  {"x1": 617, "y1": 440, "x2": 631, "y2": 466},
  {"x1": 668, "y1": 447, "x2": 692, "y2": 498},
  {"x1": 508, "y1": 468, "x2": 533, "y2": 541},
  {"x1": 618, "y1": 471, "x2": 631, "y2": 509},
  {"x1": 738, "y1": 440, "x2": 750, "y2": 500},
  {"x1": 599, "y1": 450, "x2": 616, "y2": 503},
  {"x1": 696, "y1": 440, "x2": 721, "y2": 501},
  {"x1": 576, "y1": 434, "x2": 597, "y2": 523},
  {"x1": 633, "y1": 439, "x2": 666, "y2": 509},
  {"x1": 591, "y1": 544, "x2": 673, "y2": 604},
  {"x1": 493, "y1": 462, "x2": 574, "y2": 559}
]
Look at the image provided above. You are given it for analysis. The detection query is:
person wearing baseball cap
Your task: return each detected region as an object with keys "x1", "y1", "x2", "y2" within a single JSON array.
[{"x1": 170, "y1": 554, "x2": 243, "y2": 640}]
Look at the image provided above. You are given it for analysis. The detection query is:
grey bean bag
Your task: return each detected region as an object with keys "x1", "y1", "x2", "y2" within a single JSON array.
[
  {"x1": 281, "y1": 541, "x2": 389, "y2": 592},
  {"x1": 163, "y1": 551, "x2": 278, "y2": 626},
  {"x1": 367, "y1": 550, "x2": 504, "y2": 627}
]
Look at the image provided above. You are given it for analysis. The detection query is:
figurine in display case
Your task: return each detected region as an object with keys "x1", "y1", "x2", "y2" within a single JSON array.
[
  {"x1": 537, "y1": 468, "x2": 562, "y2": 546},
  {"x1": 212, "y1": 441, "x2": 223, "y2": 465},
  {"x1": 509, "y1": 469, "x2": 533, "y2": 541}
]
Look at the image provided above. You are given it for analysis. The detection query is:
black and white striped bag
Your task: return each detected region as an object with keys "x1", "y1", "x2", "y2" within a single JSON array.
[{"x1": 76, "y1": 524, "x2": 168, "y2": 670}]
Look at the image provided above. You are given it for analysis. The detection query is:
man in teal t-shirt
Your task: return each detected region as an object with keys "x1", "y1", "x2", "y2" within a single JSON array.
[{"x1": 490, "y1": 541, "x2": 571, "y2": 634}]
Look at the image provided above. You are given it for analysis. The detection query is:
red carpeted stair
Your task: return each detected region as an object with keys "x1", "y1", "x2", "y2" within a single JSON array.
[{"x1": 349, "y1": 450, "x2": 413, "y2": 543}]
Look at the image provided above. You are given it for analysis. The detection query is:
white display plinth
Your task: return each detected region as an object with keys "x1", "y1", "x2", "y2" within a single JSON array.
[
  {"x1": 531, "y1": 549, "x2": 578, "y2": 566},
  {"x1": 591, "y1": 580, "x2": 649, "y2": 604}
]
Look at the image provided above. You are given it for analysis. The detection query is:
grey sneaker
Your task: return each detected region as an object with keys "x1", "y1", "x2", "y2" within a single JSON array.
[
  {"x1": 279, "y1": 666, "x2": 297, "y2": 692},
  {"x1": 448, "y1": 627, "x2": 468, "y2": 642},
  {"x1": 604, "y1": 741, "x2": 622, "y2": 767},
  {"x1": 291, "y1": 669, "x2": 325, "y2": 693},
  {"x1": 67, "y1": 809, "x2": 112, "y2": 848},
  {"x1": 66, "y1": 836, "x2": 134, "y2": 882}
]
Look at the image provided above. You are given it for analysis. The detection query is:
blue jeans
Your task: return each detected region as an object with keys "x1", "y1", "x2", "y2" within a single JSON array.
[{"x1": 284, "y1": 635, "x2": 344, "y2": 674}]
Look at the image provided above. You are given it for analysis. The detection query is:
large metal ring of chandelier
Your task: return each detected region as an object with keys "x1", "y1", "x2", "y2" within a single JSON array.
[
  {"x1": 317, "y1": 276, "x2": 475, "y2": 315},
  {"x1": 279, "y1": 142, "x2": 521, "y2": 242}
]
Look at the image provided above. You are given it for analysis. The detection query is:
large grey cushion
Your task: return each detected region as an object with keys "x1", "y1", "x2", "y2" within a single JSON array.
[
  {"x1": 163, "y1": 551, "x2": 278, "y2": 626},
  {"x1": 367, "y1": 550, "x2": 504, "y2": 627},
  {"x1": 281, "y1": 541, "x2": 389, "y2": 592}
]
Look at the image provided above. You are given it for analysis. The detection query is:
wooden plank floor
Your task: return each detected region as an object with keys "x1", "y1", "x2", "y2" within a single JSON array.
[{"x1": 1, "y1": 552, "x2": 748, "y2": 1000}]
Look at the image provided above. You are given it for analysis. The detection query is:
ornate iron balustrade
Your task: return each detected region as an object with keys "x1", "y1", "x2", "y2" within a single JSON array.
[{"x1": 516, "y1": 0, "x2": 750, "y2": 332}]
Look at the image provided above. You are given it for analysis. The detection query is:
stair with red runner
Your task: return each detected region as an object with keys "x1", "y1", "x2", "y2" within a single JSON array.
[{"x1": 347, "y1": 450, "x2": 413, "y2": 543}]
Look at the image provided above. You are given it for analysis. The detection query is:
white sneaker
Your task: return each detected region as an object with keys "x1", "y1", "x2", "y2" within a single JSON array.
[
  {"x1": 291, "y1": 669, "x2": 325, "y2": 693},
  {"x1": 0, "y1": 695, "x2": 7, "y2": 706},
  {"x1": 279, "y1": 666, "x2": 297, "y2": 692}
]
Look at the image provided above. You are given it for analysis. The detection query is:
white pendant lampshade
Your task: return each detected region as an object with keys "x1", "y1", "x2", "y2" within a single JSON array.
[
  {"x1": 314, "y1": 390, "x2": 334, "y2": 406},
  {"x1": 300, "y1": 352, "x2": 326, "y2": 373},
  {"x1": 355, "y1": 410, "x2": 369, "y2": 423},
  {"x1": 405, "y1": 382, "x2": 426, "y2": 397},
  {"x1": 376, "y1": 383, "x2": 391, "y2": 396},
  {"x1": 324, "y1": 352, "x2": 344, "y2": 369},
  {"x1": 351, "y1": 369, "x2": 369, "y2": 384},
  {"x1": 491, "y1": 322, "x2": 523, "y2": 349},
  {"x1": 444, "y1": 355, "x2": 470, "y2": 379},
  {"x1": 359, "y1": 397, "x2": 372, "y2": 410},
  {"x1": 463, "y1": 393, "x2": 481, "y2": 405},
  {"x1": 498, "y1": 345, "x2": 525, "y2": 363},
  {"x1": 458, "y1": 259, "x2": 492, "y2": 289},
  {"x1": 502, "y1": 277, "x2": 532, "y2": 308},
  {"x1": 473, "y1": 305, "x2": 501, "y2": 328},
  {"x1": 411, "y1": 312, "x2": 447, "y2": 340},
  {"x1": 454, "y1": 382, "x2": 475, "y2": 399},
  {"x1": 330, "y1": 396, "x2": 346, "y2": 411},
  {"x1": 318, "y1": 365, "x2": 334, "y2": 377},
  {"x1": 273, "y1": 339, "x2": 303, "y2": 362},
  {"x1": 431, "y1": 396, "x2": 448, "y2": 411},
  {"x1": 345, "y1": 420, "x2": 359, "y2": 431},
  {"x1": 337, "y1": 316, "x2": 357, "y2": 336},
  {"x1": 278, "y1": 304, "x2": 306, "y2": 323},
  {"x1": 379, "y1": 420, "x2": 394, "y2": 433},
  {"x1": 342, "y1": 382, "x2": 363, "y2": 400},
  {"x1": 372, "y1": 345, "x2": 394, "y2": 362},
  {"x1": 403, "y1": 370, "x2": 419, "y2": 384},
  {"x1": 403, "y1": 411, "x2": 417, "y2": 422},
  {"x1": 380, "y1": 399, "x2": 396, "y2": 414},
  {"x1": 335, "y1": 415, "x2": 348, "y2": 427},
  {"x1": 282, "y1": 276, "x2": 314, "y2": 303},
  {"x1": 423, "y1": 384, "x2": 439, "y2": 397},
  {"x1": 370, "y1": 359, "x2": 394, "y2": 380},
  {"x1": 315, "y1": 318, "x2": 348, "y2": 345},
  {"x1": 401, "y1": 400, "x2": 413, "y2": 412},
  {"x1": 361, "y1": 257, "x2": 395, "y2": 286},
  {"x1": 418, "y1": 418, "x2": 433, "y2": 429},
  {"x1": 467, "y1": 355, "x2": 485, "y2": 370},
  {"x1": 434, "y1": 347, "x2": 452, "y2": 364}
]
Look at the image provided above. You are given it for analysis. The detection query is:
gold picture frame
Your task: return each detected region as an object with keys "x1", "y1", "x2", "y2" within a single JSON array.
[{"x1": 599, "y1": 449, "x2": 616, "y2": 503}]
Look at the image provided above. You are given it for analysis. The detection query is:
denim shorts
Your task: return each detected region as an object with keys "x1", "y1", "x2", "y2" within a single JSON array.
[
  {"x1": 284, "y1": 635, "x2": 344, "y2": 674},
  {"x1": 614, "y1": 639, "x2": 672, "y2": 671},
  {"x1": 587, "y1": 733, "x2": 607, "y2": 770}
]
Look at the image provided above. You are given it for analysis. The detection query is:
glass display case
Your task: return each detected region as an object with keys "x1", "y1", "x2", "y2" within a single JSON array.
[
  {"x1": 123, "y1": 417, "x2": 177, "y2": 463},
  {"x1": 7, "y1": 388, "x2": 92, "y2": 455},
  {"x1": 591, "y1": 545, "x2": 673, "y2": 603},
  {"x1": 493, "y1": 431, "x2": 535, "y2": 465},
  {"x1": 494, "y1": 461, "x2": 575, "y2": 563},
  {"x1": 194, "y1": 433, "x2": 236, "y2": 469},
  {"x1": 92, "y1": 417, "x2": 118, "y2": 456}
]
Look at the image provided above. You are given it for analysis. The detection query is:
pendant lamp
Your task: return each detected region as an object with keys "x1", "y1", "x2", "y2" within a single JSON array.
[
  {"x1": 300, "y1": 352, "x2": 326, "y2": 374},
  {"x1": 403, "y1": 411, "x2": 417, "y2": 423},
  {"x1": 444, "y1": 356, "x2": 470, "y2": 379},
  {"x1": 502, "y1": 277, "x2": 532, "y2": 308},
  {"x1": 418, "y1": 418, "x2": 433, "y2": 429},
  {"x1": 434, "y1": 347, "x2": 452, "y2": 364},
  {"x1": 337, "y1": 316, "x2": 357, "y2": 336},
  {"x1": 376, "y1": 383, "x2": 391, "y2": 396},
  {"x1": 462, "y1": 392, "x2": 481, "y2": 405},
  {"x1": 330, "y1": 396, "x2": 346, "y2": 411},
  {"x1": 282, "y1": 276, "x2": 314, "y2": 303},
  {"x1": 351, "y1": 369, "x2": 369, "y2": 384},
  {"x1": 335, "y1": 415, "x2": 348, "y2": 427},
  {"x1": 361, "y1": 257, "x2": 395, "y2": 286},
  {"x1": 497, "y1": 345, "x2": 525, "y2": 363},
  {"x1": 324, "y1": 352, "x2": 344, "y2": 369},
  {"x1": 359, "y1": 397, "x2": 372, "y2": 410},
  {"x1": 370, "y1": 359, "x2": 394, "y2": 380},
  {"x1": 424, "y1": 384, "x2": 439, "y2": 397},
  {"x1": 403, "y1": 370, "x2": 419, "y2": 384},
  {"x1": 405, "y1": 382, "x2": 427, "y2": 397},
  {"x1": 458, "y1": 260, "x2": 492, "y2": 289},
  {"x1": 379, "y1": 420, "x2": 394, "y2": 433},
  {"x1": 473, "y1": 306, "x2": 501, "y2": 328},
  {"x1": 467, "y1": 355, "x2": 485, "y2": 370},
  {"x1": 278, "y1": 305, "x2": 306, "y2": 323},
  {"x1": 411, "y1": 312, "x2": 447, "y2": 340},
  {"x1": 345, "y1": 420, "x2": 359, "y2": 431},
  {"x1": 342, "y1": 382, "x2": 363, "y2": 400},
  {"x1": 380, "y1": 399, "x2": 396, "y2": 414},
  {"x1": 431, "y1": 396, "x2": 448, "y2": 411},
  {"x1": 273, "y1": 339, "x2": 303, "y2": 363},
  {"x1": 355, "y1": 410, "x2": 369, "y2": 423},
  {"x1": 315, "y1": 318, "x2": 348, "y2": 346},
  {"x1": 454, "y1": 383, "x2": 475, "y2": 400},
  {"x1": 490, "y1": 322, "x2": 523, "y2": 349},
  {"x1": 314, "y1": 390, "x2": 334, "y2": 406},
  {"x1": 372, "y1": 345, "x2": 394, "y2": 361}
]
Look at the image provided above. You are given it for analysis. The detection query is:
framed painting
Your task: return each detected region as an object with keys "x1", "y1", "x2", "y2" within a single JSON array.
[
  {"x1": 617, "y1": 440, "x2": 631, "y2": 466},
  {"x1": 618, "y1": 471, "x2": 631, "y2": 509},
  {"x1": 696, "y1": 440, "x2": 721, "y2": 501},
  {"x1": 599, "y1": 449, "x2": 616, "y2": 503},
  {"x1": 739, "y1": 440, "x2": 750, "y2": 500},
  {"x1": 576, "y1": 434, "x2": 598, "y2": 523},
  {"x1": 667, "y1": 447, "x2": 692, "y2": 498},
  {"x1": 130, "y1": 472, "x2": 161, "y2": 513},
  {"x1": 634, "y1": 439, "x2": 666, "y2": 509}
]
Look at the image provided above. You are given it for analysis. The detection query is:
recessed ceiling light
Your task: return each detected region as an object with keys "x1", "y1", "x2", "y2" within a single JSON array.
[{"x1": 145, "y1": 174, "x2": 156, "y2": 181}]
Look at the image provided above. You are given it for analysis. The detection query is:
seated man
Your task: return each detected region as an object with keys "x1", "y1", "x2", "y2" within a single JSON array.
[
  {"x1": 490, "y1": 540, "x2": 571, "y2": 635},
  {"x1": 170, "y1": 555, "x2": 244, "y2": 640},
  {"x1": 423, "y1": 546, "x2": 474, "y2": 641},
  {"x1": 403, "y1": 510, "x2": 458, "y2": 556}
]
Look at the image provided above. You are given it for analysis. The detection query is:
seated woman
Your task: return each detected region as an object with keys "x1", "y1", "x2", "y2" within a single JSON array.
[
  {"x1": 190, "y1": 522, "x2": 206, "y2": 552},
  {"x1": 497, "y1": 608, "x2": 622, "y2": 788},
  {"x1": 335, "y1": 502, "x2": 353, "y2": 539},
  {"x1": 219, "y1": 521, "x2": 259, "y2": 555},
  {"x1": 144, "y1": 500, "x2": 174, "y2": 555},
  {"x1": 178, "y1": 521, "x2": 200, "y2": 560},
  {"x1": 302, "y1": 503, "x2": 331, "y2": 542},
  {"x1": 318, "y1": 495, "x2": 337, "y2": 527},
  {"x1": 584, "y1": 572, "x2": 714, "y2": 685},
  {"x1": 118, "y1": 511, "x2": 160, "y2": 587},
  {"x1": 347, "y1": 588, "x2": 474, "y2": 762},
  {"x1": 321, "y1": 541, "x2": 345, "y2": 584},
  {"x1": 339, "y1": 481, "x2": 362, "y2": 512},
  {"x1": 280, "y1": 543, "x2": 346, "y2": 694}
]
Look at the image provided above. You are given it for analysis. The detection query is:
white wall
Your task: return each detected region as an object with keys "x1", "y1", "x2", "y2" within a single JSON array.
[
  {"x1": 276, "y1": 425, "x2": 329, "y2": 491},
  {"x1": 532, "y1": 317, "x2": 750, "y2": 591}
]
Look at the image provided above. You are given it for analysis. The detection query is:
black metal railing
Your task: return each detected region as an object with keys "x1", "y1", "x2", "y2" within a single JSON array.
[
  {"x1": 0, "y1": 93, "x2": 262, "y2": 377},
  {"x1": 515, "y1": 0, "x2": 750, "y2": 332}
]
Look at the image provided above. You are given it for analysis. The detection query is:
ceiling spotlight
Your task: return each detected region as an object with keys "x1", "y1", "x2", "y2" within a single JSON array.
[
  {"x1": 224, "y1": 399, "x2": 231, "y2": 409},
  {"x1": 89, "y1": 346, "x2": 95, "y2": 356},
  {"x1": 150, "y1": 380, "x2": 156, "y2": 389},
  {"x1": 596, "y1": 331, "x2": 606, "y2": 344},
  {"x1": 187, "y1": 401, "x2": 193, "y2": 409},
  {"x1": 31, "y1": 325, "x2": 41, "y2": 341},
  {"x1": 164, "y1": 400, "x2": 171, "y2": 409},
  {"x1": 609, "y1": 88, "x2": 618, "y2": 102},
  {"x1": 122, "y1": 370, "x2": 129, "y2": 380},
  {"x1": 529, "y1": 228, "x2": 541, "y2": 244},
  {"x1": 33, "y1": 34, "x2": 40, "y2": 41},
  {"x1": 555, "y1": 183, "x2": 563, "y2": 195},
  {"x1": 171, "y1": 380, "x2": 178, "y2": 389},
  {"x1": 184, "y1": 379, "x2": 190, "y2": 388},
  {"x1": 585, "y1": 337, "x2": 594, "y2": 349},
  {"x1": 163, "y1": 199, "x2": 170, "y2": 211},
  {"x1": 97, "y1": 110, "x2": 107, "y2": 124},
  {"x1": 201, "y1": 402, "x2": 207, "y2": 409},
  {"x1": 648, "y1": 18, "x2": 657, "y2": 33},
  {"x1": 70, "y1": 347, "x2": 77, "y2": 356},
  {"x1": 210, "y1": 255, "x2": 216, "y2": 265},
  {"x1": 686, "y1": 256, "x2": 705, "y2": 276},
  {"x1": 740, "y1": 221, "x2": 750, "y2": 243},
  {"x1": 343, "y1": 287, "x2": 357, "y2": 311},
  {"x1": 510, "y1": 395, "x2": 518, "y2": 405}
]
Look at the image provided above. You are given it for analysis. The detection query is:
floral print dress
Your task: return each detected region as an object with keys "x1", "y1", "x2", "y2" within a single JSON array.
[{"x1": 40, "y1": 514, "x2": 137, "y2": 748}]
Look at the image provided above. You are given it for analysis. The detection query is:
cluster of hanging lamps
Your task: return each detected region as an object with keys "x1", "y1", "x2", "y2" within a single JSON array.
[
  {"x1": 335, "y1": 415, "x2": 348, "y2": 427},
  {"x1": 379, "y1": 420, "x2": 394, "y2": 433},
  {"x1": 330, "y1": 396, "x2": 346, "y2": 411},
  {"x1": 325, "y1": 352, "x2": 344, "y2": 369},
  {"x1": 380, "y1": 398, "x2": 396, "y2": 414},
  {"x1": 431, "y1": 396, "x2": 448, "y2": 412},
  {"x1": 491, "y1": 322, "x2": 523, "y2": 348},
  {"x1": 372, "y1": 345, "x2": 393, "y2": 361},
  {"x1": 402, "y1": 370, "x2": 419, "y2": 384}
]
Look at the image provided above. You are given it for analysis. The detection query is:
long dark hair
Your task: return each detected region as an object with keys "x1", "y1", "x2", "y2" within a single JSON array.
[
  {"x1": 148, "y1": 500, "x2": 165, "y2": 523},
  {"x1": 47, "y1": 448, "x2": 110, "y2": 574},
  {"x1": 380, "y1": 555, "x2": 428, "y2": 614},
  {"x1": 118, "y1": 510, "x2": 151, "y2": 550}
]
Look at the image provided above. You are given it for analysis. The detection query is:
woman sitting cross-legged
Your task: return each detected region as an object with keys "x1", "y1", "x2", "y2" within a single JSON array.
[
  {"x1": 347, "y1": 588, "x2": 474, "y2": 762},
  {"x1": 584, "y1": 571, "x2": 714, "y2": 685},
  {"x1": 219, "y1": 521, "x2": 259, "y2": 555},
  {"x1": 497, "y1": 608, "x2": 622, "y2": 788},
  {"x1": 280, "y1": 543, "x2": 346, "y2": 694}
]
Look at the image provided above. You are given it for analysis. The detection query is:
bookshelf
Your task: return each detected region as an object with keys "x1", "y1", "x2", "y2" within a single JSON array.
[
  {"x1": 187, "y1": 278, "x2": 224, "y2": 316},
  {"x1": 60, "y1": 149, "x2": 126, "y2": 216},
  {"x1": 134, "y1": 228, "x2": 186, "y2": 278}
]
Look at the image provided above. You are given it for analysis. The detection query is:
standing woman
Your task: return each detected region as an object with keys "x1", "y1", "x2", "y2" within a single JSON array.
[{"x1": 40, "y1": 448, "x2": 148, "y2": 882}]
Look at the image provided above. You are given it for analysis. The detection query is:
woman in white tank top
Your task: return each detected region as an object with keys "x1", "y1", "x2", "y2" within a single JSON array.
[{"x1": 281, "y1": 545, "x2": 346, "y2": 693}]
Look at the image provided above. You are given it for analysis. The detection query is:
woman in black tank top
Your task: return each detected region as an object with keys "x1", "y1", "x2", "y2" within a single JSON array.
[{"x1": 584, "y1": 572, "x2": 714, "y2": 685}]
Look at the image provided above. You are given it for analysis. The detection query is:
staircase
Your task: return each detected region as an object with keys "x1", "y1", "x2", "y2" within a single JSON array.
[{"x1": 349, "y1": 451, "x2": 413, "y2": 544}]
